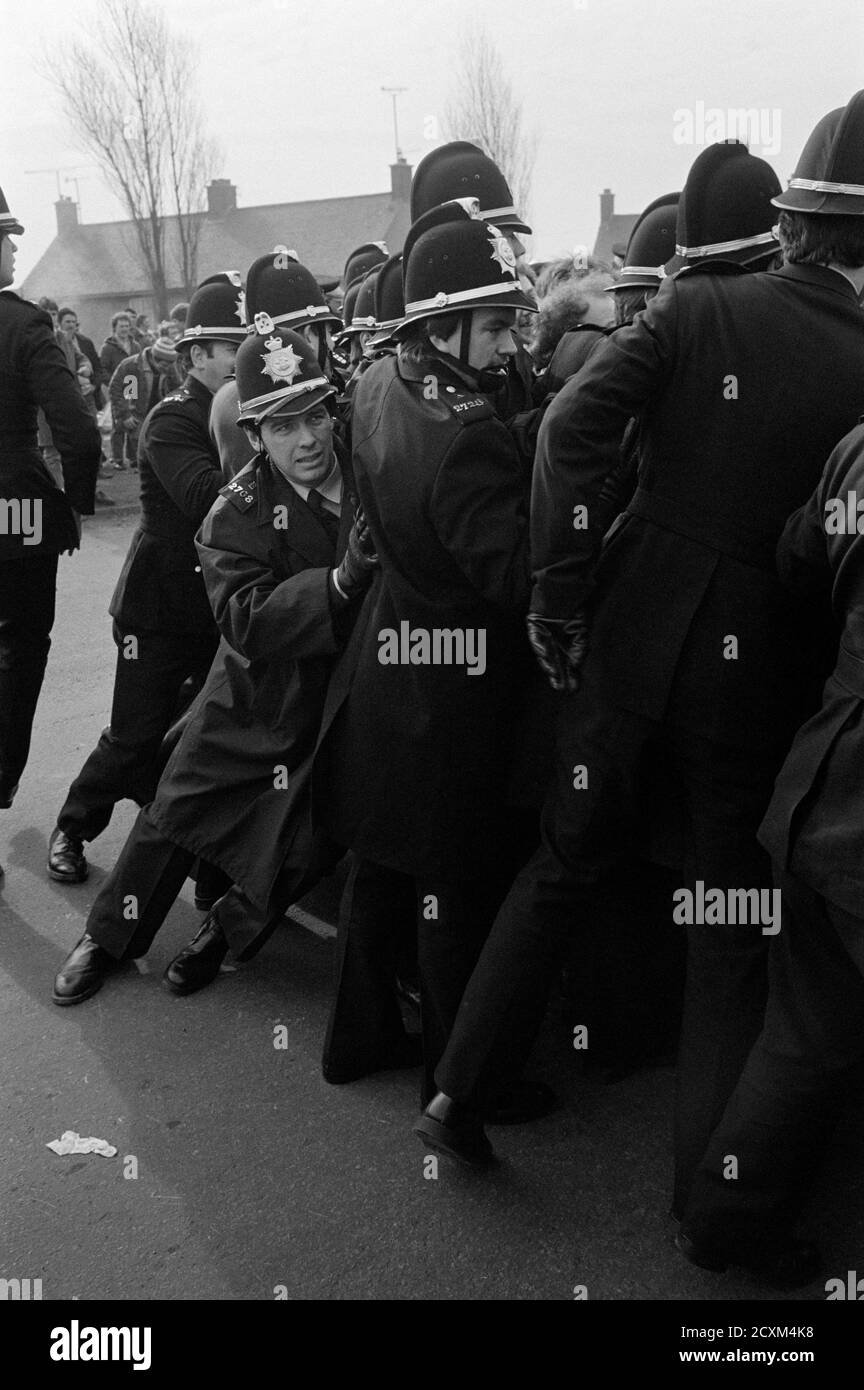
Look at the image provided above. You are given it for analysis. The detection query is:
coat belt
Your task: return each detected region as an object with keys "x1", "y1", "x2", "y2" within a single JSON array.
[{"x1": 626, "y1": 486, "x2": 778, "y2": 572}]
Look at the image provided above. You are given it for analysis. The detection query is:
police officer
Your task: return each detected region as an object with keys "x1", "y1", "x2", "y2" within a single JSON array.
[
  {"x1": 341, "y1": 241, "x2": 388, "y2": 293},
  {"x1": 605, "y1": 192, "x2": 680, "y2": 327},
  {"x1": 46, "y1": 280, "x2": 245, "y2": 882},
  {"x1": 51, "y1": 328, "x2": 377, "y2": 1005},
  {"x1": 210, "y1": 249, "x2": 342, "y2": 480},
  {"x1": 0, "y1": 185, "x2": 101, "y2": 875},
  {"x1": 411, "y1": 141, "x2": 535, "y2": 418},
  {"x1": 312, "y1": 198, "x2": 537, "y2": 1102},
  {"x1": 417, "y1": 122, "x2": 864, "y2": 1192},
  {"x1": 678, "y1": 95, "x2": 864, "y2": 1289}
]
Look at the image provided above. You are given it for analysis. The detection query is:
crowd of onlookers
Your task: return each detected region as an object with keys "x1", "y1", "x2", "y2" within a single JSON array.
[{"x1": 33, "y1": 297, "x2": 190, "y2": 502}]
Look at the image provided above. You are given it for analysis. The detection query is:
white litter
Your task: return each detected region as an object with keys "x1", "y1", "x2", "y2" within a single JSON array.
[{"x1": 46, "y1": 1130, "x2": 117, "y2": 1158}]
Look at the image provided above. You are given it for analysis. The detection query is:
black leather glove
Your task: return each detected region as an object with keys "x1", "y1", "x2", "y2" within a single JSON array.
[
  {"x1": 332, "y1": 505, "x2": 379, "y2": 602},
  {"x1": 526, "y1": 613, "x2": 589, "y2": 693}
]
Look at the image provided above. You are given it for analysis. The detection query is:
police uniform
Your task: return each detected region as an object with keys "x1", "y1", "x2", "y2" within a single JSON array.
[
  {"x1": 410, "y1": 142, "x2": 535, "y2": 419},
  {"x1": 677, "y1": 91, "x2": 864, "y2": 1279},
  {"x1": 680, "y1": 420, "x2": 864, "y2": 1272},
  {"x1": 427, "y1": 137, "x2": 864, "y2": 1201},
  {"x1": 0, "y1": 184, "x2": 101, "y2": 812},
  {"x1": 52, "y1": 328, "x2": 380, "y2": 1009},
  {"x1": 312, "y1": 200, "x2": 537, "y2": 1099},
  {"x1": 211, "y1": 249, "x2": 343, "y2": 481},
  {"x1": 52, "y1": 282, "x2": 245, "y2": 860}
]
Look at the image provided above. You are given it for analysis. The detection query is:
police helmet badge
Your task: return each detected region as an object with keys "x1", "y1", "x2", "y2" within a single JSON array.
[
  {"x1": 261, "y1": 335, "x2": 303, "y2": 383},
  {"x1": 273, "y1": 245, "x2": 300, "y2": 269},
  {"x1": 254, "y1": 310, "x2": 275, "y2": 335},
  {"x1": 487, "y1": 224, "x2": 517, "y2": 277}
]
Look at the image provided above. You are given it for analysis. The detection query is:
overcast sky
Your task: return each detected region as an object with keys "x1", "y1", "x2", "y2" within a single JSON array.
[{"x1": 3, "y1": 0, "x2": 863, "y2": 285}]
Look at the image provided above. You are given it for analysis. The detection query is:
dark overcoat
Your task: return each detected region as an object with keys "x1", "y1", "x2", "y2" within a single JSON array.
[
  {"x1": 312, "y1": 350, "x2": 532, "y2": 879},
  {"x1": 109, "y1": 374, "x2": 222, "y2": 636},
  {"x1": 758, "y1": 422, "x2": 864, "y2": 916},
  {"x1": 531, "y1": 261, "x2": 864, "y2": 752},
  {"x1": 148, "y1": 454, "x2": 355, "y2": 911},
  {"x1": 0, "y1": 290, "x2": 100, "y2": 559}
]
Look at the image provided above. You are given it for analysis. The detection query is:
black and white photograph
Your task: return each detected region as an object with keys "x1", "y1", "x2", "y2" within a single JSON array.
[{"x1": 2, "y1": 0, "x2": 864, "y2": 1344}]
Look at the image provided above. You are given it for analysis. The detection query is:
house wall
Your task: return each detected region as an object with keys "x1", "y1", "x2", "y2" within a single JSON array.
[{"x1": 71, "y1": 294, "x2": 182, "y2": 346}]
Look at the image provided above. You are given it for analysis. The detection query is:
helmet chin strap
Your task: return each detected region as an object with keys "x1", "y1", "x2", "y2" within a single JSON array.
[
  {"x1": 458, "y1": 310, "x2": 472, "y2": 367},
  {"x1": 433, "y1": 312, "x2": 507, "y2": 397}
]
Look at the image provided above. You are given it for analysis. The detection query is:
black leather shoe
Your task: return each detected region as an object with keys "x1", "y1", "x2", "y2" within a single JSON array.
[
  {"x1": 485, "y1": 1078, "x2": 561, "y2": 1125},
  {"x1": 47, "y1": 828, "x2": 89, "y2": 883},
  {"x1": 53, "y1": 935, "x2": 116, "y2": 1005},
  {"x1": 676, "y1": 1229, "x2": 821, "y2": 1290},
  {"x1": 413, "y1": 1092, "x2": 496, "y2": 1168},
  {"x1": 163, "y1": 914, "x2": 229, "y2": 995},
  {"x1": 323, "y1": 1032, "x2": 423, "y2": 1085}
]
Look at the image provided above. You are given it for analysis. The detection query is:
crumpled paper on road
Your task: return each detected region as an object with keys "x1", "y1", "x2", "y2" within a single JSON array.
[{"x1": 46, "y1": 1130, "x2": 117, "y2": 1158}]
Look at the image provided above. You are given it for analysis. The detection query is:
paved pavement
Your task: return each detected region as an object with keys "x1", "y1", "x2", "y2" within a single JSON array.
[{"x1": 1, "y1": 492, "x2": 862, "y2": 1302}]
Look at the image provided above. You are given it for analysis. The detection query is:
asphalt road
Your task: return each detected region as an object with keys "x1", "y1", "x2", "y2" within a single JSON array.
[{"x1": 2, "y1": 488, "x2": 862, "y2": 1302}]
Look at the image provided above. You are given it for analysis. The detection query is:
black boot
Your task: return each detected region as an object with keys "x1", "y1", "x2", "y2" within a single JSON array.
[
  {"x1": 163, "y1": 914, "x2": 229, "y2": 995},
  {"x1": 413, "y1": 1092, "x2": 496, "y2": 1168},
  {"x1": 53, "y1": 935, "x2": 116, "y2": 1005}
]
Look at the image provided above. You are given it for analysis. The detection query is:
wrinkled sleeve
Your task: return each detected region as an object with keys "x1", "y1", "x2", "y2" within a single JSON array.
[
  {"x1": 196, "y1": 502, "x2": 342, "y2": 663},
  {"x1": 147, "y1": 406, "x2": 223, "y2": 525},
  {"x1": 530, "y1": 287, "x2": 677, "y2": 618},
  {"x1": 24, "y1": 316, "x2": 101, "y2": 514}
]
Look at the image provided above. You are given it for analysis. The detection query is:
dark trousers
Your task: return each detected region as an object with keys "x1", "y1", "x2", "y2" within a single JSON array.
[
  {"x1": 323, "y1": 857, "x2": 417, "y2": 1075},
  {"x1": 57, "y1": 623, "x2": 217, "y2": 842},
  {"x1": 435, "y1": 677, "x2": 779, "y2": 1209},
  {"x1": 682, "y1": 869, "x2": 864, "y2": 1257},
  {"x1": 87, "y1": 804, "x2": 335, "y2": 963},
  {"x1": 0, "y1": 552, "x2": 58, "y2": 804},
  {"x1": 329, "y1": 851, "x2": 533, "y2": 1106}
]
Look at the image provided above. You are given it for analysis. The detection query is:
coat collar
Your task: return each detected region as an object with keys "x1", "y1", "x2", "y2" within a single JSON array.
[
  {"x1": 185, "y1": 372, "x2": 215, "y2": 405},
  {"x1": 253, "y1": 450, "x2": 348, "y2": 565},
  {"x1": 396, "y1": 349, "x2": 481, "y2": 392},
  {"x1": 767, "y1": 261, "x2": 863, "y2": 304}
]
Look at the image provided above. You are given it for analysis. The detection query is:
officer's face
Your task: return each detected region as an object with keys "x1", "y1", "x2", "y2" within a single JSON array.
[
  {"x1": 192, "y1": 341, "x2": 238, "y2": 392},
  {"x1": 260, "y1": 403, "x2": 334, "y2": 488},
  {"x1": 0, "y1": 235, "x2": 16, "y2": 289},
  {"x1": 467, "y1": 307, "x2": 520, "y2": 370}
]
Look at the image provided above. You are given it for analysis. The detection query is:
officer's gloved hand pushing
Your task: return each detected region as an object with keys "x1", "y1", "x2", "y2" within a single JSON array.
[{"x1": 332, "y1": 504, "x2": 378, "y2": 602}]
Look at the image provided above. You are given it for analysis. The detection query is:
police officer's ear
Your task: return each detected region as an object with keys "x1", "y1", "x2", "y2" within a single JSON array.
[{"x1": 242, "y1": 422, "x2": 265, "y2": 455}]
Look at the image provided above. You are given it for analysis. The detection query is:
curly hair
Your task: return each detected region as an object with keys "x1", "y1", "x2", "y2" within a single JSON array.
[{"x1": 530, "y1": 271, "x2": 616, "y2": 367}]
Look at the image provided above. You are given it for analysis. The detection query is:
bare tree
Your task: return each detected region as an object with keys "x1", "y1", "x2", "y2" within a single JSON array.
[
  {"x1": 443, "y1": 24, "x2": 538, "y2": 222},
  {"x1": 41, "y1": 0, "x2": 220, "y2": 315}
]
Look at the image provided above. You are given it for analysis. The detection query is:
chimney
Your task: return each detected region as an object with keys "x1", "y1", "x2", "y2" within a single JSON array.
[
  {"x1": 390, "y1": 157, "x2": 412, "y2": 204},
  {"x1": 55, "y1": 195, "x2": 79, "y2": 236},
  {"x1": 207, "y1": 178, "x2": 237, "y2": 216},
  {"x1": 600, "y1": 188, "x2": 614, "y2": 225}
]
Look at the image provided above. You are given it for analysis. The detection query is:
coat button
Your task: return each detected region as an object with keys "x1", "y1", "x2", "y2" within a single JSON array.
[
  {"x1": 445, "y1": 386, "x2": 456, "y2": 393},
  {"x1": 194, "y1": 565, "x2": 201, "y2": 573}
]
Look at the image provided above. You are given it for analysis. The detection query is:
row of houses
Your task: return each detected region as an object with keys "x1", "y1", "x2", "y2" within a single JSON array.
[{"x1": 20, "y1": 158, "x2": 635, "y2": 340}]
